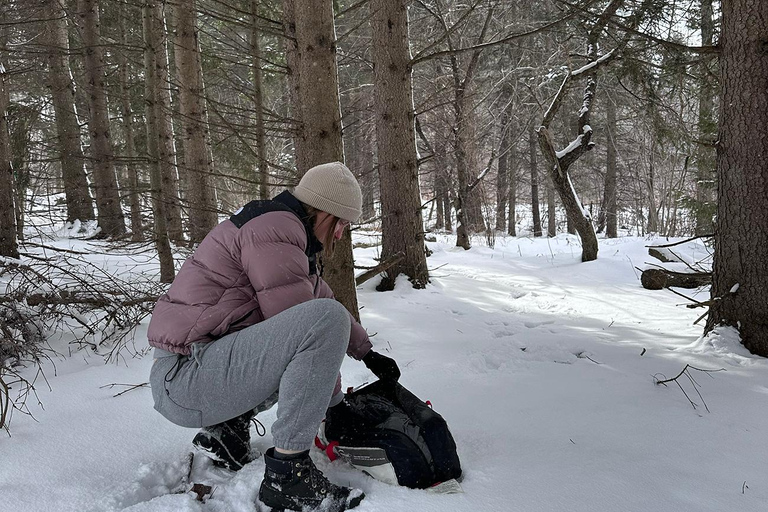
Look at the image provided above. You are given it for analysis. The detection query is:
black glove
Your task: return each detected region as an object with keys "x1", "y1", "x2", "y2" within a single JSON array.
[{"x1": 363, "y1": 350, "x2": 401, "y2": 381}]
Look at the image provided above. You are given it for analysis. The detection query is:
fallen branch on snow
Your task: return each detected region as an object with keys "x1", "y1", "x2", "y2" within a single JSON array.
[{"x1": 653, "y1": 364, "x2": 725, "y2": 412}]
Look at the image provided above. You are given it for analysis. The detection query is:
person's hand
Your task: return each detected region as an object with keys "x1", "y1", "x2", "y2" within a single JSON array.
[{"x1": 363, "y1": 350, "x2": 401, "y2": 381}]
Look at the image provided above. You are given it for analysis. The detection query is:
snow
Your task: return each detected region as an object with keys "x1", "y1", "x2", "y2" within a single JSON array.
[
  {"x1": 571, "y1": 49, "x2": 615, "y2": 76},
  {"x1": 3, "y1": 232, "x2": 768, "y2": 512},
  {"x1": 554, "y1": 134, "x2": 584, "y2": 159}
]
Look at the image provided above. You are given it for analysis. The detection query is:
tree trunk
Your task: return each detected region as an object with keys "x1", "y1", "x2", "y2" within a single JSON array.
[
  {"x1": 46, "y1": 0, "x2": 94, "y2": 224},
  {"x1": 694, "y1": 0, "x2": 716, "y2": 236},
  {"x1": 453, "y1": 92, "x2": 472, "y2": 249},
  {"x1": 288, "y1": 0, "x2": 359, "y2": 319},
  {"x1": 604, "y1": 93, "x2": 618, "y2": 238},
  {"x1": 0, "y1": 19, "x2": 17, "y2": 259},
  {"x1": 117, "y1": 2, "x2": 143, "y2": 242},
  {"x1": 530, "y1": 125, "x2": 542, "y2": 237},
  {"x1": 250, "y1": 0, "x2": 269, "y2": 200},
  {"x1": 174, "y1": 0, "x2": 218, "y2": 244},
  {"x1": 372, "y1": 0, "x2": 429, "y2": 290},
  {"x1": 282, "y1": 0, "x2": 303, "y2": 171},
  {"x1": 78, "y1": 0, "x2": 126, "y2": 237},
  {"x1": 646, "y1": 147, "x2": 658, "y2": 233},
  {"x1": 705, "y1": 0, "x2": 768, "y2": 356},
  {"x1": 143, "y1": 4, "x2": 175, "y2": 283},
  {"x1": 435, "y1": 173, "x2": 444, "y2": 230},
  {"x1": 444, "y1": 186, "x2": 453, "y2": 232},
  {"x1": 152, "y1": 2, "x2": 184, "y2": 243},
  {"x1": 507, "y1": 155, "x2": 517, "y2": 237},
  {"x1": 546, "y1": 174, "x2": 556, "y2": 237},
  {"x1": 495, "y1": 96, "x2": 511, "y2": 232}
]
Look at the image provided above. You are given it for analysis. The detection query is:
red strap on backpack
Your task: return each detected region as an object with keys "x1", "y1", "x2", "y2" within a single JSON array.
[{"x1": 314, "y1": 435, "x2": 340, "y2": 462}]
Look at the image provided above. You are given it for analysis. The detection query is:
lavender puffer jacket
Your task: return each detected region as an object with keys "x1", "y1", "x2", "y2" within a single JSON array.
[{"x1": 146, "y1": 193, "x2": 371, "y2": 360}]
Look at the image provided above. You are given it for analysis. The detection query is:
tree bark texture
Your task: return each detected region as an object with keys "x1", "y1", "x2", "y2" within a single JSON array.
[
  {"x1": 507, "y1": 153, "x2": 517, "y2": 237},
  {"x1": 604, "y1": 94, "x2": 618, "y2": 238},
  {"x1": 0, "y1": 25, "x2": 18, "y2": 259},
  {"x1": 695, "y1": 0, "x2": 716, "y2": 236},
  {"x1": 530, "y1": 125, "x2": 542, "y2": 237},
  {"x1": 371, "y1": 0, "x2": 429, "y2": 290},
  {"x1": 495, "y1": 96, "x2": 511, "y2": 232},
  {"x1": 289, "y1": 0, "x2": 359, "y2": 319},
  {"x1": 117, "y1": 2, "x2": 143, "y2": 242},
  {"x1": 151, "y1": 2, "x2": 184, "y2": 243},
  {"x1": 282, "y1": 0, "x2": 303, "y2": 171},
  {"x1": 46, "y1": 0, "x2": 94, "y2": 224},
  {"x1": 78, "y1": 0, "x2": 126, "y2": 237},
  {"x1": 143, "y1": 4, "x2": 175, "y2": 283},
  {"x1": 250, "y1": 0, "x2": 269, "y2": 200},
  {"x1": 546, "y1": 175, "x2": 556, "y2": 237},
  {"x1": 705, "y1": 0, "x2": 768, "y2": 356},
  {"x1": 173, "y1": 0, "x2": 218, "y2": 244}
]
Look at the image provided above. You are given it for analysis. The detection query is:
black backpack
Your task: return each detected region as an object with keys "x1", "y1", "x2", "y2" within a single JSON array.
[{"x1": 316, "y1": 380, "x2": 462, "y2": 490}]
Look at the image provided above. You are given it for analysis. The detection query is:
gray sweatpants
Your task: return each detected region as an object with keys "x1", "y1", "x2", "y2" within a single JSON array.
[{"x1": 150, "y1": 298, "x2": 351, "y2": 452}]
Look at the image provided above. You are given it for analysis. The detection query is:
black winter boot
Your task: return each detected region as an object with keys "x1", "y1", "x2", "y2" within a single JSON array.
[
  {"x1": 192, "y1": 410, "x2": 255, "y2": 471},
  {"x1": 258, "y1": 448, "x2": 365, "y2": 512}
]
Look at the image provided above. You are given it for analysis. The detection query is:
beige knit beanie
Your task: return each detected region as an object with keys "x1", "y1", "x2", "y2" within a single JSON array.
[{"x1": 293, "y1": 162, "x2": 362, "y2": 223}]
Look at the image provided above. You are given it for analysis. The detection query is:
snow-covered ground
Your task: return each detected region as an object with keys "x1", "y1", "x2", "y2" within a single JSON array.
[{"x1": 3, "y1": 231, "x2": 767, "y2": 512}]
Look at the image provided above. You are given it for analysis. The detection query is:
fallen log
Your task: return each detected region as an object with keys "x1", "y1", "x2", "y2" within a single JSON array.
[
  {"x1": 640, "y1": 268, "x2": 711, "y2": 290},
  {"x1": 355, "y1": 252, "x2": 405, "y2": 286}
]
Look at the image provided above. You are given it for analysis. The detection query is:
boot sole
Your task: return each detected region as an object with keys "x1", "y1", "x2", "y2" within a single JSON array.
[{"x1": 259, "y1": 484, "x2": 364, "y2": 512}]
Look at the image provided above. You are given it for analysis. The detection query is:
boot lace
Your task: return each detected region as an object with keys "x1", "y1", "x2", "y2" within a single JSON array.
[{"x1": 294, "y1": 458, "x2": 333, "y2": 495}]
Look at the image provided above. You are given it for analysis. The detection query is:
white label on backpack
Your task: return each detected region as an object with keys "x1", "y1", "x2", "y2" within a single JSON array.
[
  {"x1": 427, "y1": 479, "x2": 464, "y2": 494},
  {"x1": 335, "y1": 446, "x2": 399, "y2": 486}
]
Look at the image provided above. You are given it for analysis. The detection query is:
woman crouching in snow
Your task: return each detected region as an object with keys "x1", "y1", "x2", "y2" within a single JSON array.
[{"x1": 146, "y1": 162, "x2": 400, "y2": 512}]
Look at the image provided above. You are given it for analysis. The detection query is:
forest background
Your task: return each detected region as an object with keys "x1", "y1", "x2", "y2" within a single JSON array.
[{"x1": 1, "y1": 0, "x2": 766, "y2": 441}]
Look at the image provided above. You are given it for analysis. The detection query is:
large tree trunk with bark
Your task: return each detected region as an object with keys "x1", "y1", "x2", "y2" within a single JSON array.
[
  {"x1": 143, "y1": 4, "x2": 175, "y2": 283},
  {"x1": 174, "y1": 0, "x2": 218, "y2": 244},
  {"x1": 0, "y1": 20, "x2": 18, "y2": 259},
  {"x1": 372, "y1": 0, "x2": 429, "y2": 290},
  {"x1": 705, "y1": 0, "x2": 768, "y2": 356},
  {"x1": 46, "y1": 0, "x2": 94, "y2": 224},
  {"x1": 151, "y1": 3, "x2": 184, "y2": 243},
  {"x1": 117, "y1": 2, "x2": 143, "y2": 242},
  {"x1": 78, "y1": 0, "x2": 126, "y2": 237},
  {"x1": 287, "y1": 0, "x2": 359, "y2": 319}
]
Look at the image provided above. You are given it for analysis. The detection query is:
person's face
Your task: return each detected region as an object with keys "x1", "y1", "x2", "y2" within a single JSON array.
[
  {"x1": 333, "y1": 218, "x2": 350, "y2": 240},
  {"x1": 314, "y1": 212, "x2": 350, "y2": 244}
]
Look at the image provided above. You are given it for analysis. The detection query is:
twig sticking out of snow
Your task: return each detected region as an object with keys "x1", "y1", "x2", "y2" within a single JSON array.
[{"x1": 653, "y1": 364, "x2": 726, "y2": 412}]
